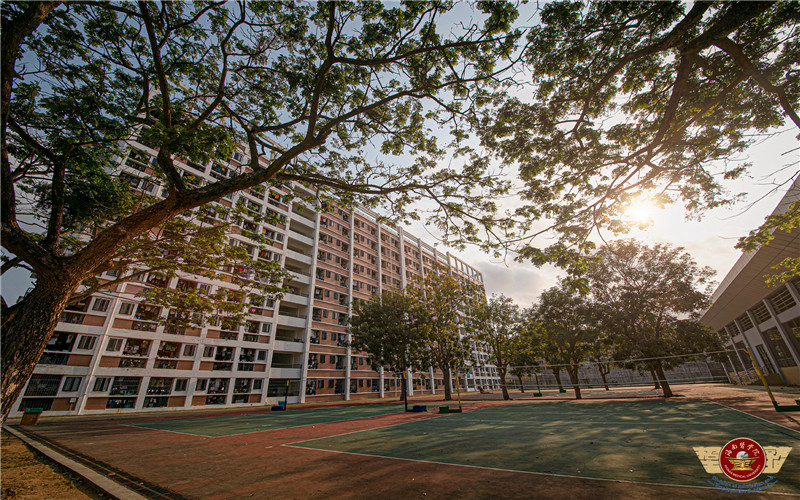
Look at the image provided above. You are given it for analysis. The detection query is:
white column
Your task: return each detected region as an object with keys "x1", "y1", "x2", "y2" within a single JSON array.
[{"x1": 747, "y1": 310, "x2": 788, "y2": 384}]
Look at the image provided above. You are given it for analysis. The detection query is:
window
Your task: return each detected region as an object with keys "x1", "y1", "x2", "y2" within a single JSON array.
[
  {"x1": 174, "y1": 379, "x2": 188, "y2": 392},
  {"x1": 92, "y1": 298, "x2": 110, "y2": 312},
  {"x1": 262, "y1": 323, "x2": 272, "y2": 333},
  {"x1": 196, "y1": 379, "x2": 208, "y2": 391},
  {"x1": 257, "y1": 350, "x2": 267, "y2": 361},
  {"x1": 203, "y1": 346, "x2": 215, "y2": 358},
  {"x1": 93, "y1": 377, "x2": 111, "y2": 392},
  {"x1": 183, "y1": 344, "x2": 196, "y2": 357},
  {"x1": 253, "y1": 379, "x2": 263, "y2": 390},
  {"x1": 319, "y1": 355, "x2": 326, "y2": 363},
  {"x1": 119, "y1": 302, "x2": 135, "y2": 315},
  {"x1": 77, "y1": 336, "x2": 97, "y2": 350},
  {"x1": 62, "y1": 377, "x2": 82, "y2": 392},
  {"x1": 106, "y1": 338, "x2": 123, "y2": 352}
]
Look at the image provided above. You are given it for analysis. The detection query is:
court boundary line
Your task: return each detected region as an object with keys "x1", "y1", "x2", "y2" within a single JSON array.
[
  {"x1": 121, "y1": 404, "x2": 437, "y2": 438},
  {"x1": 283, "y1": 412, "x2": 453, "y2": 446},
  {"x1": 282, "y1": 444, "x2": 799, "y2": 495},
  {"x1": 705, "y1": 400, "x2": 800, "y2": 436}
]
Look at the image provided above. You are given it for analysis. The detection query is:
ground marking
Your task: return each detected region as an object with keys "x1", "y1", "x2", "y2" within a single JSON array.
[{"x1": 705, "y1": 400, "x2": 800, "y2": 436}]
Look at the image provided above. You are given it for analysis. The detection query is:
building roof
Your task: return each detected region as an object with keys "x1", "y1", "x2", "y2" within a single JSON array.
[{"x1": 701, "y1": 178, "x2": 800, "y2": 331}]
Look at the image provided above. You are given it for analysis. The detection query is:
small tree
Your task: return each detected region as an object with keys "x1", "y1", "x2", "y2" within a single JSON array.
[
  {"x1": 469, "y1": 294, "x2": 520, "y2": 400},
  {"x1": 349, "y1": 291, "x2": 425, "y2": 410},
  {"x1": 508, "y1": 330, "x2": 540, "y2": 393},
  {"x1": 408, "y1": 271, "x2": 480, "y2": 402},
  {"x1": 533, "y1": 284, "x2": 597, "y2": 399},
  {"x1": 588, "y1": 239, "x2": 721, "y2": 397}
]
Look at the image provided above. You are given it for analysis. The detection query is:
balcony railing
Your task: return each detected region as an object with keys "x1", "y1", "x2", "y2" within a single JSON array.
[
  {"x1": 39, "y1": 352, "x2": 69, "y2": 365},
  {"x1": 279, "y1": 311, "x2": 307, "y2": 319},
  {"x1": 271, "y1": 362, "x2": 302, "y2": 369},
  {"x1": 60, "y1": 312, "x2": 84, "y2": 324}
]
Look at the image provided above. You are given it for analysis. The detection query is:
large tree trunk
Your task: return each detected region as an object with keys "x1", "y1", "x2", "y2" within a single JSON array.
[
  {"x1": 655, "y1": 364, "x2": 673, "y2": 397},
  {"x1": 517, "y1": 374, "x2": 525, "y2": 393},
  {"x1": 2, "y1": 282, "x2": 77, "y2": 422},
  {"x1": 551, "y1": 367, "x2": 564, "y2": 391},
  {"x1": 568, "y1": 366, "x2": 582, "y2": 399},
  {"x1": 442, "y1": 366, "x2": 452, "y2": 401},
  {"x1": 499, "y1": 367, "x2": 509, "y2": 400}
]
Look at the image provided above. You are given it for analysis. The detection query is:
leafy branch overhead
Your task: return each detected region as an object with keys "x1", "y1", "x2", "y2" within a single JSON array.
[{"x1": 476, "y1": 1, "x2": 800, "y2": 268}]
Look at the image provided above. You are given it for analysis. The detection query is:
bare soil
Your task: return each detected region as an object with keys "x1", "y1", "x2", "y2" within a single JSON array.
[{"x1": 0, "y1": 430, "x2": 105, "y2": 499}]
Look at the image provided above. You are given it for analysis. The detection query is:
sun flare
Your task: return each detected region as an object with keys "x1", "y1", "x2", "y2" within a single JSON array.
[{"x1": 624, "y1": 200, "x2": 656, "y2": 224}]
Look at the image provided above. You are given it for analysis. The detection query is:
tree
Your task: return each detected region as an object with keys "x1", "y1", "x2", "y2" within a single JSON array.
[
  {"x1": 587, "y1": 239, "x2": 722, "y2": 397},
  {"x1": 469, "y1": 293, "x2": 519, "y2": 400},
  {"x1": 477, "y1": 1, "x2": 800, "y2": 272},
  {"x1": 0, "y1": 1, "x2": 522, "y2": 421},
  {"x1": 508, "y1": 331, "x2": 540, "y2": 393},
  {"x1": 408, "y1": 270, "x2": 480, "y2": 402},
  {"x1": 531, "y1": 284, "x2": 598, "y2": 399},
  {"x1": 349, "y1": 291, "x2": 425, "y2": 410}
]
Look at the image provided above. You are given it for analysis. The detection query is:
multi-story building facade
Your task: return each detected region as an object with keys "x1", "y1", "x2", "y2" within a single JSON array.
[
  {"x1": 700, "y1": 178, "x2": 800, "y2": 386},
  {"x1": 10, "y1": 139, "x2": 498, "y2": 417}
]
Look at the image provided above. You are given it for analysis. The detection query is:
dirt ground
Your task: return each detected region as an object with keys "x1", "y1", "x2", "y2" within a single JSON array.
[
  {"x1": 0, "y1": 430, "x2": 105, "y2": 499},
  {"x1": 4, "y1": 383, "x2": 800, "y2": 499}
]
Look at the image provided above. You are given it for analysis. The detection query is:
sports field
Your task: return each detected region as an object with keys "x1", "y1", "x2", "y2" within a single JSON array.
[
  {"x1": 289, "y1": 399, "x2": 800, "y2": 493},
  {"x1": 9, "y1": 384, "x2": 800, "y2": 499}
]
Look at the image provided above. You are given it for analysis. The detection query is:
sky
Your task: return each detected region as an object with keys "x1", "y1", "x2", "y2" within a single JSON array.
[{"x1": 405, "y1": 125, "x2": 799, "y2": 307}]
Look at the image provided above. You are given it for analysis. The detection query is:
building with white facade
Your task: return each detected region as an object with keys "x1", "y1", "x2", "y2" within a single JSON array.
[
  {"x1": 700, "y1": 178, "x2": 800, "y2": 386},
  {"x1": 11, "y1": 138, "x2": 499, "y2": 417}
]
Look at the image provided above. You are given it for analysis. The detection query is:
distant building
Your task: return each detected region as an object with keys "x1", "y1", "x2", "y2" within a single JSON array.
[
  {"x1": 700, "y1": 178, "x2": 800, "y2": 386},
  {"x1": 11, "y1": 137, "x2": 499, "y2": 418}
]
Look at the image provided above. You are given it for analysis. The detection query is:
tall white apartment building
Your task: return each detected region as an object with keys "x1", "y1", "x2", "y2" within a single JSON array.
[{"x1": 11, "y1": 138, "x2": 499, "y2": 417}]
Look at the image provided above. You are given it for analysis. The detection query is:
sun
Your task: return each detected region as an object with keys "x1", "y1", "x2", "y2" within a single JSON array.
[{"x1": 624, "y1": 199, "x2": 656, "y2": 225}]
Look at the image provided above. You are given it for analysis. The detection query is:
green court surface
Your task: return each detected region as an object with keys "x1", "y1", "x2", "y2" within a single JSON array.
[
  {"x1": 127, "y1": 403, "x2": 407, "y2": 437},
  {"x1": 289, "y1": 400, "x2": 800, "y2": 494}
]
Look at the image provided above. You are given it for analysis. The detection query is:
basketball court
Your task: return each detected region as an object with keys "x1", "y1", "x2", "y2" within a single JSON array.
[{"x1": 8, "y1": 384, "x2": 800, "y2": 499}]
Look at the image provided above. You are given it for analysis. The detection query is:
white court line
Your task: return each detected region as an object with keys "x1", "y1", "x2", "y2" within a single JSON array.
[
  {"x1": 282, "y1": 444, "x2": 799, "y2": 495},
  {"x1": 706, "y1": 400, "x2": 800, "y2": 436}
]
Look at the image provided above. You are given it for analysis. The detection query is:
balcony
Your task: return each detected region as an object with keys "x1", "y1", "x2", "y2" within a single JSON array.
[
  {"x1": 287, "y1": 226, "x2": 315, "y2": 246},
  {"x1": 285, "y1": 249, "x2": 312, "y2": 265},
  {"x1": 277, "y1": 311, "x2": 306, "y2": 329},
  {"x1": 273, "y1": 339, "x2": 304, "y2": 353}
]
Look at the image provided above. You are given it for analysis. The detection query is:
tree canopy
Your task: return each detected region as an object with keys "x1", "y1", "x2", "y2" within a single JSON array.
[
  {"x1": 407, "y1": 270, "x2": 481, "y2": 401},
  {"x1": 349, "y1": 291, "x2": 425, "y2": 376},
  {"x1": 529, "y1": 283, "x2": 598, "y2": 399},
  {"x1": 478, "y1": 1, "x2": 800, "y2": 270},
  {"x1": 469, "y1": 293, "x2": 520, "y2": 399},
  {"x1": 586, "y1": 239, "x2": 721, "y2": 397}
]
